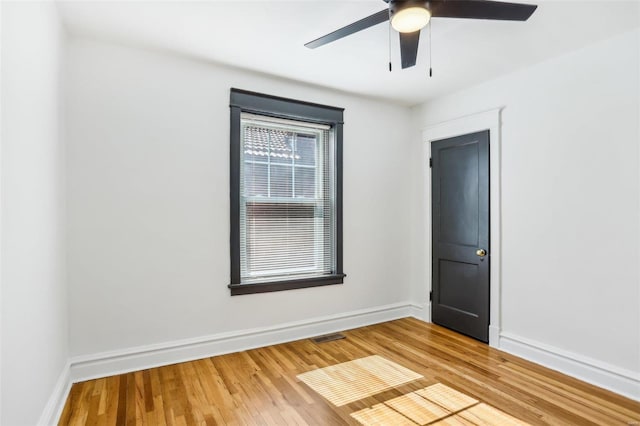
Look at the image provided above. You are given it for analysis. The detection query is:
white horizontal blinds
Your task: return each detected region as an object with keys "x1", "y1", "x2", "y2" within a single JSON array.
[{"x1": 240, "y1": 113, "x2": 335, "y2": 283}]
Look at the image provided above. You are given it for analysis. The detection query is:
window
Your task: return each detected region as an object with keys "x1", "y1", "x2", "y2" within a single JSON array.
[{"x1": 229, "y1": 89, "x2": 345, "y2": 295}]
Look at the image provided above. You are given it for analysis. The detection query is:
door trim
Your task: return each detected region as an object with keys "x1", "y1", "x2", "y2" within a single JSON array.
[{"x1": 422, "y1": 108, "x2": 502, "y2": 348}]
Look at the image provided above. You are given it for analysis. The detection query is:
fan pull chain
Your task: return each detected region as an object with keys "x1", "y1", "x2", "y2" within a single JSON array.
[
  {"x1": 388, "y1": 14, "x2": 393, "y2": 72},
  {"x1": 429, "y1": 20, "x2": 433, "y2": 77}
]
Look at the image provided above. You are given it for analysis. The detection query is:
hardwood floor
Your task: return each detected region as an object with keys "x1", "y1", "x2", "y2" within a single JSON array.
[{"x1": 59, "y1": 318, "x2": 640, "y2": 425}]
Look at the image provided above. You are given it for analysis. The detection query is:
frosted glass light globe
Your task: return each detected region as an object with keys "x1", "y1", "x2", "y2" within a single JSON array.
[{"x1": 391, "y1": 6, "x2": 431, "y2": 33}]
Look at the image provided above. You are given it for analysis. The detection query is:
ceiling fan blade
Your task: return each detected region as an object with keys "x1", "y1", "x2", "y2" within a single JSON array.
[
  {"x1": 430, "y1": 0, "x2": 537, "y2": 21},
  {"x1": 399, "y1": 30, "x2": 420, "y2": 69},
  {"x1": 305, "y1": 9, "x2": 389, "y2": 49}
]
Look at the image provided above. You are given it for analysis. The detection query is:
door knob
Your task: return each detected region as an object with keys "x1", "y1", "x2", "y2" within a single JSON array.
[{"x1": 476, "y1": 248, "x2": 487, "y2": 257}]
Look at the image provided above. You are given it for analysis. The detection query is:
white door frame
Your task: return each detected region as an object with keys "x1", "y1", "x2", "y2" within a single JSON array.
[{"x1": 422, "y1": 108, "x2": 502, "y2": 347}]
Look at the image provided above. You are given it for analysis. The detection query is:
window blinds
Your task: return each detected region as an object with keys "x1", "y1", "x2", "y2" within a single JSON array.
[{"x1": 239, "y1": 113, "x2": 336, "y2": 283}]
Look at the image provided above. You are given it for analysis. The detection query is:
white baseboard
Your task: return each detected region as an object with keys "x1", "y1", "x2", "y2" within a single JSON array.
[
  {"x1": 499, "y1": 332, "x2": 640, "y2": 401},
  {"x1": 70, "y1": 302, "x2": 413, "y2": 383},
  {"x1": 38, "y1": 361, "x2": 71, "y2": 426},
  {"x1": 410, "y1": 302, "x2": 431, "y2": 322}
]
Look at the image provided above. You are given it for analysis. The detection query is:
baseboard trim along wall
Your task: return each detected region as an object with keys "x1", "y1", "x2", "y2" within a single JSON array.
[
  {"x1": 38, "y1": 361, "x2": 72, "y2": 426},
  {"x1": 69, "y1": 302, "x2": 414, "y2": 383},
  {"x1": 499, "y1": 332, "x2": 640, "y2": 401},
  {"x1": 410, "y1": 302, "x2": 430, "y2": 322}
]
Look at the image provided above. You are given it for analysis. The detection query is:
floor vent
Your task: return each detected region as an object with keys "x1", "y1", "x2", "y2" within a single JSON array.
[{"x1": 311, "y1": 333, "x2": 346, "y2": 344}]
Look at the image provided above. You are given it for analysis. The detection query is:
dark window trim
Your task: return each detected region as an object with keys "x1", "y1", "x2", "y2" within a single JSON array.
[
  {"x1": 229, "y1": 88, "x2": 344, "y2": 295},
  {"x1": 230, "y1": 88, "x2": 344, "y2": 124},
  {"x1": 228, "y1": 274, "x2": 347, "y2": 296}
]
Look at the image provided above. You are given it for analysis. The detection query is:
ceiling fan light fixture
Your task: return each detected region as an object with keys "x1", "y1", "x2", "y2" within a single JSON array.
[{"x1": 391, "y1": 4, "x2": 431, "y2": 33}]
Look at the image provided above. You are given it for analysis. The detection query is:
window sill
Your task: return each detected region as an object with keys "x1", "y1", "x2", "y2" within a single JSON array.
[{"x1": 228, "y1": 274, "x2": 346, "y2": 296}]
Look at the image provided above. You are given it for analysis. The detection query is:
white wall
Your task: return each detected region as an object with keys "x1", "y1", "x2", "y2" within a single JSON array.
[
  {"x1": 1, "y1": 2, "x2": 68, "y2": 425},
  {"x1": 412, "y1": 29, "x2": 640, "y2": 381},
  {"x1": 66, "y1": 38, "x2": 413, "y2": 358}
]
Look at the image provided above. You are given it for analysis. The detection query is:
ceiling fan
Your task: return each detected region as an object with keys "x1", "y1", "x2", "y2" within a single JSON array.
[{"x1": 305, "y1": 0, "x2": 538, "y2": 70}]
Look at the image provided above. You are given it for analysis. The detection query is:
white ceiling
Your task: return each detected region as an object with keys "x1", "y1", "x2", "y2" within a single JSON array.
[{"x1": 58, "y1": 0, "x2": 640, "y2": 106}]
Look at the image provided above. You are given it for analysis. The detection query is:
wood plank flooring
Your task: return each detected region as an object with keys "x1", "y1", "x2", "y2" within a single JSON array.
[{"x1": 59, "y1": 318, "x2": 640, "y2": 425}]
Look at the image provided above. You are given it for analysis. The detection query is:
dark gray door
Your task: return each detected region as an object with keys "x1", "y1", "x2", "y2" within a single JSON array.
[{"x1": 431, "y1": 130, "x2": 489, "y2": 342}]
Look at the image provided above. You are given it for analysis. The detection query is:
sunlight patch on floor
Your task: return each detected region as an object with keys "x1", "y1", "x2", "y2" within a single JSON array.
[
  {"x1": 298, "y1": 355, "x2": 529, "y2": 425},
  {"x1": 415, "y1": 383, "x2": 478, "y2": 412},
  {"x1": 351, "y1": 385, "x2": 528, "y2": 426},
  {"x1": 296, "y1": 355, "x2": 423, "y2": 406},
  {"x1": 384, "y1": 392, "x2": 451, "y2": 424}
]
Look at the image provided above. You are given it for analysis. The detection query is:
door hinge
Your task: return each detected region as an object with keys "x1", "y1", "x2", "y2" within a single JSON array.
[
  {"x1": 429, "y1": 158, "x2": 433, "y2": 168},
  {"x1": 429, "y1": 291, "x2": 432, "y2": 301}
]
